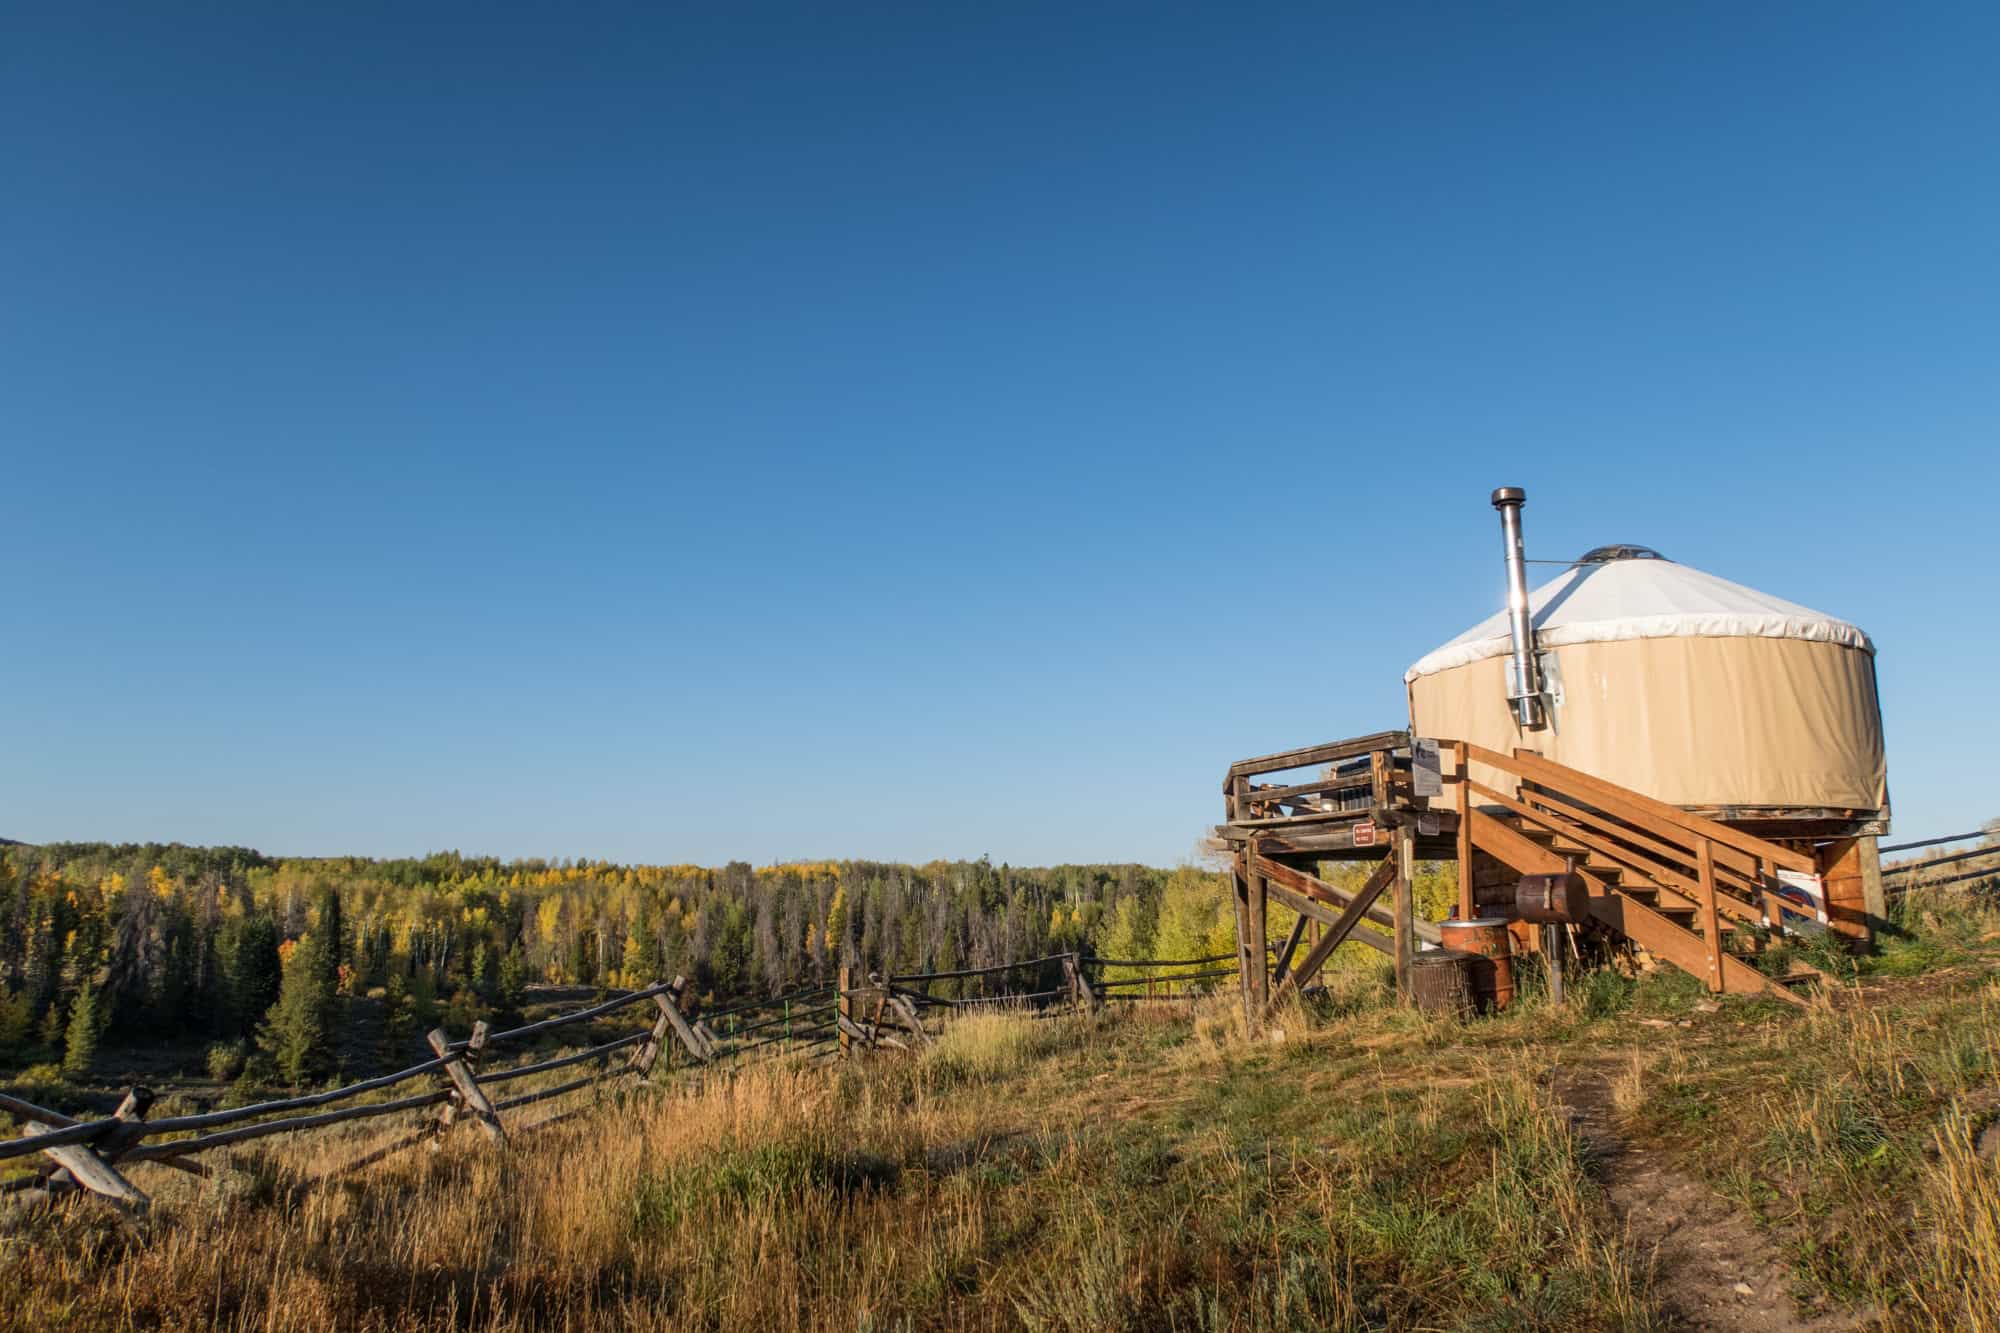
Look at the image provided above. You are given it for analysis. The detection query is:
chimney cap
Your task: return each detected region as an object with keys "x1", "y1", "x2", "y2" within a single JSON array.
[{"x1": 1490, "y1": 486, "x2": 1526, "y2": 508}]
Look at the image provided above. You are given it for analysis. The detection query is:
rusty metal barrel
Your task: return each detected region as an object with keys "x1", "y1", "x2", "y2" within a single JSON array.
[
  {"x1": 1438, "y1": 918, "x2": 1516, "y2": 1012},
  {"x1": 1516, "y1": 870, "x2": 1590, "y2": 924},
  {"x1": 1408, "y1": 949, "x2": 1478, "y2": 1019}
]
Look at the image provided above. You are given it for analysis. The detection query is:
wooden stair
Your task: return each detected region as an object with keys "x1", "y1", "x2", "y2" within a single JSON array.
[{"x1": 1454, "y1": 744, "x2": 1830, "y2": 1007}]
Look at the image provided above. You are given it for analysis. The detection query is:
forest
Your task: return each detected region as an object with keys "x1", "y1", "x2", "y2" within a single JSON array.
[{"x1": 0, "y1": 841, "x2": 1453, "y2": 1091}]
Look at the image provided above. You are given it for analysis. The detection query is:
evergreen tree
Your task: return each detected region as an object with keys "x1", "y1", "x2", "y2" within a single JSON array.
[
  {"x1": 258, "y1": 932, "x2": 334, "y2": 1086},
  {"x1": 61, "y1": 982, "x2": 100, "y2": 1077},
  {"x1": 222, "y1": 914, "x2": 284, "y2": 1036}
]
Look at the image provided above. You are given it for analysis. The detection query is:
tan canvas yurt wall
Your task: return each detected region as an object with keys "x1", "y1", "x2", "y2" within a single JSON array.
[{"x1": 1405, "y1": 554, "x2": 1887, "y2": 814}]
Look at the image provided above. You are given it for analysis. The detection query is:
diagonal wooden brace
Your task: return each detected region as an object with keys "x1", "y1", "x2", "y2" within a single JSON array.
[
  {"x1": 1271, "y1": 853, "x2": 1397, "y2": 1005},
  {"x1": 428, "y1": 1028, "x2": 507, "y2": 1146},
  {"x1": 627, "y1": 978, "x2": 677, "y2": 1077},
  {"x1": 653, "y1": 975, "x2": 712, "y2": 1064},
  {"x1": 17, "y1": 1087, "x2": 156, "y2": 1216}
]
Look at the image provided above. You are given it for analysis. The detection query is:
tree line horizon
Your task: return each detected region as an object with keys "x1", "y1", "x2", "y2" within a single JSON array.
[{"x1": 4, "y1": 840, "x2": 1367, "y2": 1090}]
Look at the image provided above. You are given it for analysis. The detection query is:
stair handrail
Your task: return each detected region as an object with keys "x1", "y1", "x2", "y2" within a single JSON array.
[{"x1": 1452, "y1": 742, "x2": 1813, "y2": 874}]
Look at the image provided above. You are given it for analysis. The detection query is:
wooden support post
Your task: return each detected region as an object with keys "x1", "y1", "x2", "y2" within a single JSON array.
[
  {"x1": 1695, "y1": 838, "x2": 1724, "y2": 993},
  {"x1": 1859, "y1": 835, "x2": 1887, "y2": 942},
  {"x1": 1232, "y1": 854, "x2": 1256, "y2": 1029},
  {"x1": 1819, "y1": 836, "x2": 1876, "y2": 950},
  {"x1": 837, "y1": 964, "x2": 854, "y2": 1059},
  {"x1": 1245, "y1": 836, "x2": 1269, "y2": 1021},
  {"x1": 428, "y1": 1028, "x2": 506, "y2": 1146},
  {"x1": 1454, "y1": 741, "x2": 1473, "y2": 920},
  {"x1": 1394, "y1": 826, "x2": 1415, "y2": 1002}
]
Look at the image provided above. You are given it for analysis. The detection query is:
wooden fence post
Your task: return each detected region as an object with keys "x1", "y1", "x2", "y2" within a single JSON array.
[
  {"x1": 653, "y1": 975, "x2": 713, "y2": 1064},
  {"x1": 1062, "y1": 953, "x2": 1099, "y2": 1014},
  {"x1": 428, "y1": 1027, "x2": 506, "y2": 1146},
  {"x1": 837, "y1": 964, "x2": 853, "y2": 1059},
  {"x1": 627, "y1": 980, "x2": 675, "y2": 1078}
]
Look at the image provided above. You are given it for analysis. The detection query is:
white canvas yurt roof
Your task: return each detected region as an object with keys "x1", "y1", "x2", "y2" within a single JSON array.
[{"x1": 1405, "y1": 551, "x2": 1874, "y2": 682}]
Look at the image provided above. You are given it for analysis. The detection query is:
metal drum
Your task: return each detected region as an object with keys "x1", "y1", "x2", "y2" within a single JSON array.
[
  {"x1": 1408, "y1": 949, "x2": 1478, "y2": 1020},
  {"x1": 1516, "y1": 871, "x2": 1590, "y2": 924},
  {"x1": 1438, "y1": 918, "x2": 1516, "y2": 1012}
]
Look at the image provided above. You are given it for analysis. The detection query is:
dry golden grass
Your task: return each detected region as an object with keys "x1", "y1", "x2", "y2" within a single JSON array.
[
  {"x1": 1, "y1": 992, "x2": 1658, "y2": 1332},
  {"x1": 23, "y1": 890, "x2": 2000, "y2": 1333}
]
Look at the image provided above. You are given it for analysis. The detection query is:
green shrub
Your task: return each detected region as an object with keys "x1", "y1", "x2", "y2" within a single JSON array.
[{"x1": 206, "y1": 1040, "x2": 247, "y2": 1082}]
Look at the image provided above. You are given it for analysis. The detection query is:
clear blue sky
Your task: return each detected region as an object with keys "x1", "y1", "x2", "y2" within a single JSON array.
[{"x1": 3, "y1": 3, "x2": 1993, "y2": 865}]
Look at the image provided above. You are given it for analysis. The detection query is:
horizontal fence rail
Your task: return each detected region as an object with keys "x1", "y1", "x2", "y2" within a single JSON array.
[
  {"x1": 3, "y1": 947, "x2": 1251, "y2": 1227},
  {"x1": 1882, "y1": 830, "x2": 1998, "y2": 894}
]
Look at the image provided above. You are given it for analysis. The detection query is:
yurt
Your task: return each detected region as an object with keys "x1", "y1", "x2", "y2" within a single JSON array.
[{"x1": 1405, "y1": 544, "x2": 1888, "y2": 822}]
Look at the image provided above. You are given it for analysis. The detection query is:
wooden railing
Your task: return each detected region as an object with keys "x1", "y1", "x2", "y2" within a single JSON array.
[
  {"x1": 1224, "y1": 730, "x2": 1413, "y2": 825},
  {"x1": 1446, "y1": 741, "x2": 1821, "y2": 1005}
]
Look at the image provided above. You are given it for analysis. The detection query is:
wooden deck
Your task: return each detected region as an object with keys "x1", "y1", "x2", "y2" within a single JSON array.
[{"x1": 1217, "y1": 729, "x2": 1876, "y2": 1028}]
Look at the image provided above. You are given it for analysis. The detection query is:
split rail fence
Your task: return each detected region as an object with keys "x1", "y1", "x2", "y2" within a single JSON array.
[
  {"x1": 1, "y1": 951, "x2": 1239, "y2": 1226},
  {"x1": 1882, "y1": 830, "x2": 1999, "y2": 895}
]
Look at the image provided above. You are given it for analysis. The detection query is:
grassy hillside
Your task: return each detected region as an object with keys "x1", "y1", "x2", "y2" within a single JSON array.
[{"x1": 3, "y1": 887, "x2": 1998, "y2": 1331}]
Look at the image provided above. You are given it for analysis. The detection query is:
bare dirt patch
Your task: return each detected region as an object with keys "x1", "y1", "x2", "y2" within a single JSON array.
[{"x1": 1553, "y1": 1059, "x2": 1867, "y2": 1332}]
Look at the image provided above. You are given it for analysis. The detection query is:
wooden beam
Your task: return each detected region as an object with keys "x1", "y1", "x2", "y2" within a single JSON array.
[
  {"x1": 1231, "y1": 823, "x2": 1401, "y2": 856},
  {"x1": 1252, "y1": 854, "x2": 1440, "y2": 944},
  {"x1": 1273, "y1": 854, "x2": 1397, "y2": 999},
  {"x1": 1455, "y1": 740, "x2": 1473, "y2": 920},
  {"x1": 1245, "y1": 837, "x2": 1269, "y2": 1019},
  {"x1": 1238, "y1": 774, "x2": 1372, "y2": 806},
  {"x1": 1269, "y1": 913, "x2": 1309, "y2": 985},
  {"x1": 1232, "y1": 854, "x2": 1257, "y2": 1028},
  {"x1": 1263, "y1": 881, "x2": 1400, "y2": 961},
  {"x1": 1394, "y1": 826, "x2": 1415, "y2": 1002},
  {"x1": 1226, "y1": 731, "x2": 1410, "y2": 783}
]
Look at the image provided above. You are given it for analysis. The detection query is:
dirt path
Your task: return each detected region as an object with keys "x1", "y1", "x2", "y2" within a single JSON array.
[{"x1": 1552, "y1": 1060, "x2": 1865, "y2": 1332}]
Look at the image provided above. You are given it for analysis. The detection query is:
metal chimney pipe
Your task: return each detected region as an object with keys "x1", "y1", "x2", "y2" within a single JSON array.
[{"x1": 1491, "y1": 486, "x2": 1545, "y2": 730}]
